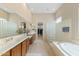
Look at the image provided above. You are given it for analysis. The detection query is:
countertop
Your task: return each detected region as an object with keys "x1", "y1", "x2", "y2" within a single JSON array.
[{"x1": 0, "y1": 33, "x2": 35, "y2": 56}]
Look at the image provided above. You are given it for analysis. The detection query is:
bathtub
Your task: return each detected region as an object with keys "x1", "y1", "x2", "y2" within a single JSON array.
[{"x1": 52, "y1": 41, "x2": 79, "y2": 56}]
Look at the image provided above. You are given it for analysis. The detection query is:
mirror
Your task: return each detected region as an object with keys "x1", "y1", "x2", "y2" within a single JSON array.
[
  {"x1": 0, "y1": 18, "x2": 18, "y2": 38},
  {"x1": 0, "y1": 8, "x2": 26, "y2": 38}
]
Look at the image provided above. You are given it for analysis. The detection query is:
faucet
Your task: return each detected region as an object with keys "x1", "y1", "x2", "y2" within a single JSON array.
[{"x1": 5, "y1": 37, "x2": 13, "y2": 42}]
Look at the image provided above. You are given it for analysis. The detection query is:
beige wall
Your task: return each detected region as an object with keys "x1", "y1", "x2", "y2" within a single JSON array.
[
  {"x1": 55, "y1": 3, "x2": 78, "y2": 41},
  {"x1": 0, "y1": 9, "x2": 9, "y2": 19},
  {"x1": 0, "y1": 3, "x2": 32, "y2": 22},
  {"x1": 32, "y1": 13, "x2": 55, "y2": 41},
  {"x1": 77, "y1": 6, "x2": 79, "y2": 40}
]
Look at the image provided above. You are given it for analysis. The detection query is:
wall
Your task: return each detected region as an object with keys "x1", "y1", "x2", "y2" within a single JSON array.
[
  {"x1": 0, "y1": 3, "x2": 32, "y2": 22},
  {"x1": 77, "y1": 6, "x2": 79, "y2": 40},
  {"x1": 0, "y1": 9, "x2": 9, "y2": 19},
  {"x1": 32, "y1": 13, "x2": 56, "y2": 41},
  {"x1": 55, "y1": 3, "x2": 78, "y2": 41}
]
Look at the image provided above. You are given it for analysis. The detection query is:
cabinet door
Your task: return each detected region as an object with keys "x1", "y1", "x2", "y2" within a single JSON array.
[
  {"x1": 32, "y1": 34, "x2": 36, "y2": 41},
  {"x1": 29, "y1": 37, "x2": 32, "y2": 45},
  {"x1": 29, "y1": 34, "x2": 36, "y2": 45},
  {"x1": 16, "y1": 44, "x2": 21, "y2": 56},
  {"x1": 26, "y1": 39, "x2": 29, "y2": 50},
  {"x1": 2, "y1": 50, "x2": 11, "y2": 56},
  {"x1": 11, "y1": 44, "x2": 21, "y2": 56},
  {"x1": 22, "y1": 40, "x2": 27, "y2": 56}
]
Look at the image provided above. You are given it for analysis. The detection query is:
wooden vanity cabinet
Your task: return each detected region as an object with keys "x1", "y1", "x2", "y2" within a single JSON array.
[
  {"x1": 29, "y1": 34, "x2": 36, "y2": 45},
  {"x1": 11, "y1": 44, "x2": 21, "y2": 56},
  {"x1": 29, "y1": 37, "x2": 32, "y2": 45},
  {"x1": 32, "y1": 34, "x2": 36, "y2": 41},
  {"x1": 26, "y1": 39, "x2": 30, "y2": 50},
  {"x1": 22, "y1": 38, "x2": 30, "y2": 56},
  {"x1": 21, "y1": 40, "x2": 27, "y2": 56},
  {"x1": 1, "y1": 34, "x2": 36, "y2": 56},
  {"x1": 2, "y1": 50, "x2": 11, "y2": 56}
]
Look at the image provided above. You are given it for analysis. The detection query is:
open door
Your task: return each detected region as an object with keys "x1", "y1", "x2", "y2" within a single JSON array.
[{"x1": 37, "y1": 22, "x2": 43, "y2": 36}]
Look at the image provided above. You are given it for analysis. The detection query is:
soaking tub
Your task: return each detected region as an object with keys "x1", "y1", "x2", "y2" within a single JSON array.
[{"x1": 51, "y1": 41, "x2": 79, "y2": 56}]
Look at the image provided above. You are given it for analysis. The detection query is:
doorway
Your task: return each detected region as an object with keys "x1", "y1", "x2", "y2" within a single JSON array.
[{"x1": 37, "y1": 22, "x2": 43, "y2": 36}]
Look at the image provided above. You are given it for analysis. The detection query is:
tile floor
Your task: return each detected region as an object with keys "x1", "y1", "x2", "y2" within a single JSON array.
[{"x1": 26, "y1": 36, "x2": 55, "y2": 56}]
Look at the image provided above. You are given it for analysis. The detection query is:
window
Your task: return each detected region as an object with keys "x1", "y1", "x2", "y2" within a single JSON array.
[{"x1": 56, "y1": 16, "x2": 62, "y2": 23}]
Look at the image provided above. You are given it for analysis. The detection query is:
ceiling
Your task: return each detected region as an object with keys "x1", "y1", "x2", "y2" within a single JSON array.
[{"x1": 27, "y1": 3, "x2": 63, "y2": 14}]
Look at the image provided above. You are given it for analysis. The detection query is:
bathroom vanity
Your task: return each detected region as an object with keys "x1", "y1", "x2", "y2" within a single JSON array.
[
  {"x1": 0, "y1": 5, "x2": 36, "y2": 56},
  {"x1": 0, "y1": 33, "x2": 36, "y2": 56}
]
